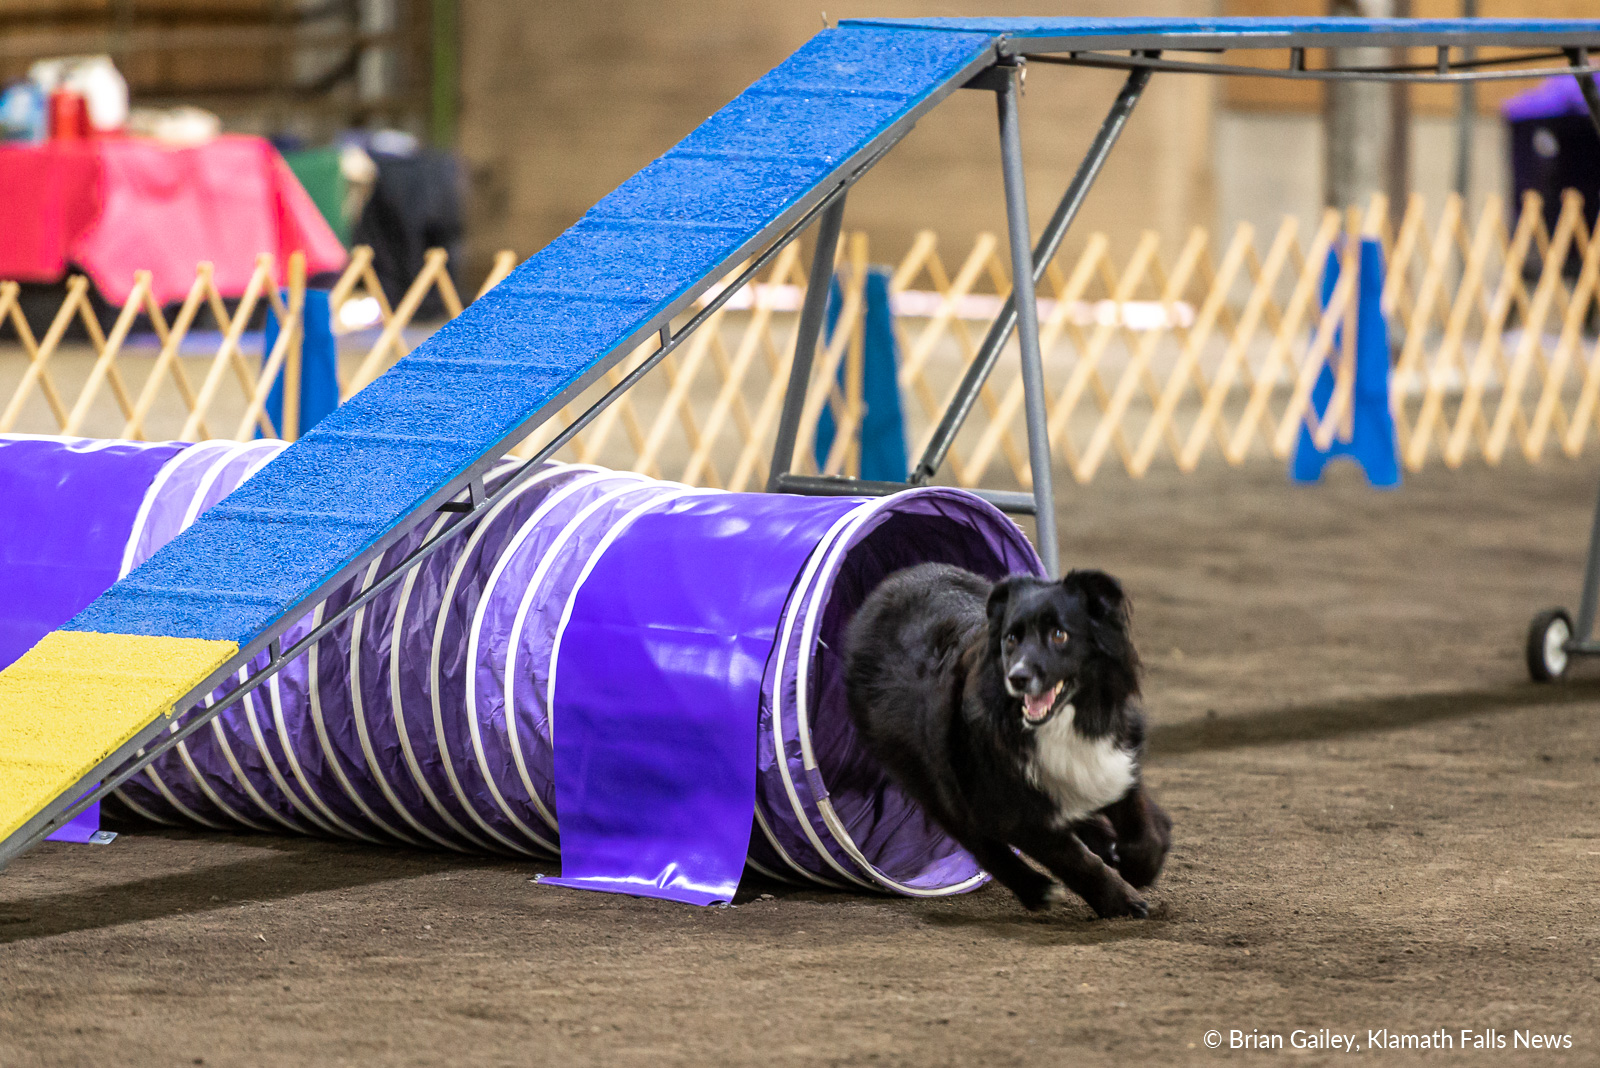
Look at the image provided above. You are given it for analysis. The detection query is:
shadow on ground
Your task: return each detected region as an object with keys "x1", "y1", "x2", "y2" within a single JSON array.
[
  {"x1": 0, "y1": 833, "x2": 542, "y2": 944},
  {"x1": 1151, "y1": 678, "x2": 1600, "y2": 756}
]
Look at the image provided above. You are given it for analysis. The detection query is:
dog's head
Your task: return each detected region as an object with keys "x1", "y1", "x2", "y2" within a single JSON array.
[{"x1": 985, "y1": 569, "x2": 1139, "y2": 731}]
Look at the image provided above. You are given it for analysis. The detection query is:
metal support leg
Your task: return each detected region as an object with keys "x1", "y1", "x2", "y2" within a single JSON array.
[
  {"x1": 1565, "y1": 49, "x2": 1600, "y2": 643},
  {"x1": 1571, "y1": 50, "x2": 1600, "y2": 139},
  {"x1": 768, "y1": 193, "x2": 848, "y2": 490},
  {"x1": 995, "y1": 67, "x2": 1059, "y2": 577},
  {"x1": 913, "y1": 66, "x2": 1151, "y2": 488},
  {"x1": 1574, "y1": 481, "x2": 1600, "y2": 644}
]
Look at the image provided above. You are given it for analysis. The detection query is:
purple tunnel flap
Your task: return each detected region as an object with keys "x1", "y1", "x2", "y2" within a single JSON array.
[{"x1": 547, "y1": 491, "x2": 861, "y2": 905}]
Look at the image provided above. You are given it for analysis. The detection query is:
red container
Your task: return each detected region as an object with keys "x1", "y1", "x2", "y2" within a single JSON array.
[{"x1": 48, "y1": 89, "x2": 92, "y2": 141}]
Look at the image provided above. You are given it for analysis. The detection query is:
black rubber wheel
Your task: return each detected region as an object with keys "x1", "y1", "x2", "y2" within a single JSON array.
[{"x1": 1526, "y1": 607, "x2": 1574, "y2": 683}]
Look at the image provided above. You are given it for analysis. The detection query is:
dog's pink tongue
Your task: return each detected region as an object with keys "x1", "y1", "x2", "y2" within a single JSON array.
[{"x1": 1024, "y1": 691, "x2": 1054, "y2": 721}]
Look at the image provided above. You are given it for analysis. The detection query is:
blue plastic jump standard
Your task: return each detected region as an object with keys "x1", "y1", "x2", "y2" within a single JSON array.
[
  {"x1": 814, "y1": 270, "x2": 909, "y2": 483},
  {"x1": 1292, "y1": 238, "x2": 1401, "y2": 489},
  {"x1": 263, "y1": 289, "x2": 340, "y2": 438}
]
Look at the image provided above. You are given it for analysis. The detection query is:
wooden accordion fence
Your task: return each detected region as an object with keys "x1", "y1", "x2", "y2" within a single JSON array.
[{"x1": 4, "y1": 188, "x2": 1599, "y2": 491}]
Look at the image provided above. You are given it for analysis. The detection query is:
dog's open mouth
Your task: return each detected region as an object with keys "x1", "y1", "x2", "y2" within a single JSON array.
[{"x1": 1022, "y1": 682, "x2": 1073, "y2": 725}]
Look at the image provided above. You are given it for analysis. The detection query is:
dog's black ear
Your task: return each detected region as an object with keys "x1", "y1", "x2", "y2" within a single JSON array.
[
  {"x1": 1065, "y1": 569, "x2": 1140, "y2": 697},
  {"x1": 985, "y1": 577, "x2": 1015, "y2": 639},
  {"x1": 1062, "y1": 569, "x2": 1130, "y2": 629}
]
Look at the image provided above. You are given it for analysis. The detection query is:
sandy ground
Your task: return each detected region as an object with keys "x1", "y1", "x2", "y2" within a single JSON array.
[{"x1": 4, "y1": 454, "x2": 1600, "y2": 1067}]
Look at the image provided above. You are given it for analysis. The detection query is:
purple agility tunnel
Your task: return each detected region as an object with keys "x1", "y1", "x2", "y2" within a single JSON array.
[{"x1": 0, "y1": 436, "x2": 1043, "y2": 903}]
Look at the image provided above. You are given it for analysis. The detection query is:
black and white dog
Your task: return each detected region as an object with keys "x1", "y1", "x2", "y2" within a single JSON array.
[{"x1": 844, "y1": 564, "x2": 1171, "y2": 918}]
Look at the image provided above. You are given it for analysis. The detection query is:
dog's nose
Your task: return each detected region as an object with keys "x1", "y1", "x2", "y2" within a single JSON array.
[{"x1": 1007, "y1": 668, "x2": 1032, "y2": 692}]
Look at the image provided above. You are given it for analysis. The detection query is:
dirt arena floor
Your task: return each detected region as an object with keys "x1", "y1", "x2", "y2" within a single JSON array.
[{"x1": 4, "y1": 454, "x2": 1600, "y2": 1067}]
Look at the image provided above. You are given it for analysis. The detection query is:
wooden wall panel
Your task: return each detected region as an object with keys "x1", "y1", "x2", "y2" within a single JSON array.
[
  {"x1": 1221, "y1": 0, "x2": 1590, "y2": 114},
  {"x1": 458, "y1": 0, "x2": 1219, "y2": 284}
]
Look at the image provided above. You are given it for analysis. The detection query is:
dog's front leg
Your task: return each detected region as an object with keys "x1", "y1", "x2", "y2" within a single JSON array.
[
  {"x1": 1101, "y1": 782, "x2": 1172, "y2": 889},
  {"x1": 1013, "y1": 826, "x2": 1147, "y2": 920},
  {"x1": 957, "y1": 834, "x2": 1060, "y2": 912},
  {"x1": 1066, "y1": 813, "x2": 1119, "y2": 869}
]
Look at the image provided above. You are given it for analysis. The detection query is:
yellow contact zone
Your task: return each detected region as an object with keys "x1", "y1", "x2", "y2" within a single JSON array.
[{"x1": 0, "y1": 630, "x2": 238, "y2": 845}]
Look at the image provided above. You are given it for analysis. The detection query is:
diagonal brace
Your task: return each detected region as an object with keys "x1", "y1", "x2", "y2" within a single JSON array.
[{"x1": 913, "y1": 64, "x2": 1153, "y2": 490}]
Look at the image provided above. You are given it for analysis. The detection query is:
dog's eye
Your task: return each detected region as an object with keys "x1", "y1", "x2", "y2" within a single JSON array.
[
  {"x1": 1050, "y1": 628, "x2": 1069, "y2": 647},
  {"x1": 1003, "y1": 634, "x2": 1018, "y2": 653}
]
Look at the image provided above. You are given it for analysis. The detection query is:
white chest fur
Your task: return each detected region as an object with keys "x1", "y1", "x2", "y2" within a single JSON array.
[{"x1": 1024, "y1": 706, "x2": 1136, "y2": 825}]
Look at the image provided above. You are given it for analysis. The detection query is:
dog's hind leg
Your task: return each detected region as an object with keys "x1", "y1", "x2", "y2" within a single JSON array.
[
  {"x1": 1101, "y1": 783, "x2": 1172, "y2": 889},
  {"x1": 1012, "y1": 826, "x2": 1148, "y2": 920}
]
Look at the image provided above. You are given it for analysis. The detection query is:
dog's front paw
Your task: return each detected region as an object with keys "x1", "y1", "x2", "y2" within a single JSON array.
[
  {"x1": 1091, "y1": 880, "x2": 1148, "y2": 920},
  {"x1": 1013, "y1": 878, "x2": 1067, "y2": 912},
  {"x1": 1117, "y1": 838, "x2": 1167, "y2": 889}
]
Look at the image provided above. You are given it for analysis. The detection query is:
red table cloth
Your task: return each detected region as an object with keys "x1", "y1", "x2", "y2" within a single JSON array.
[{"x1": 0, "y1": 135, "x2": 346, "y2": 305}]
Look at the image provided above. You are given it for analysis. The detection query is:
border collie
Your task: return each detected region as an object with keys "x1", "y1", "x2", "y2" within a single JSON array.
[{"x1": 844, "y1": 564, "x2": 1171, "y2": 918}]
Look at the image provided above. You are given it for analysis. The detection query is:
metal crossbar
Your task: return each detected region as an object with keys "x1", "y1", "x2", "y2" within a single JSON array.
[{"x1": 1033, "y1": 48, "x2": 1599, "y2": 84}]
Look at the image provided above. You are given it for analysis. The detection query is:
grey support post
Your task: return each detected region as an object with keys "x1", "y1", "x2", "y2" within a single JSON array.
[
  {"x1": 1568, "y1": 50, "x2": 1600, "y2": 644},
  {"x1": 994, "y1": 64, "x2": 1060, "y2": 577},
  {"x1": 768, "y1": 192, "x2": 849, "y2": 490},
  {"x1": 1570, "y1": 48, "x2": 1600, "y2": 134},
  {"x1": 1574, "y1": 477, "x2": 1600, "y2": 648}
]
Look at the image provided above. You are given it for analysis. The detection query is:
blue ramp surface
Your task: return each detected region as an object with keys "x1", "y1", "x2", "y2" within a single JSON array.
[{"x1": 66, "y1": 26, "x2": 997, "y2": 646}]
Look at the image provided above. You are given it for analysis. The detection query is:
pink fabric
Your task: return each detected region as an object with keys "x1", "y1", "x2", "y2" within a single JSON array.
[
  {"x1": 0, "y1": 135, "x2": 346, "y2": 304},
  {"x1": 0, "y1": 142, "x2": 103, "y2": 283}
]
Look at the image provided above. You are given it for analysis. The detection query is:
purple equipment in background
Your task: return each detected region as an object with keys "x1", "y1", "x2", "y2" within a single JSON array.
[
  {"x1": 1504, "y1": 77, "x2": 1600, "y2": 271},
  {"x1": 1502, "y1": 76, "x2": 1595, "y2": 123},
  {"x1": 1, "y1": 439, "x2": 1044, "y2": 903}
]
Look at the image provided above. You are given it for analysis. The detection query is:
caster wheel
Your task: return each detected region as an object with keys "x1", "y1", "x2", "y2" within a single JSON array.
[{"x1": 1526, "y1": 607, "x2": 1574, "y2": 683}]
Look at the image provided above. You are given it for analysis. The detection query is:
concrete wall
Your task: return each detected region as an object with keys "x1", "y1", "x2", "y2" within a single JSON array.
[
  {"x1": 457, "y1": 1, "x2": 1218, "y2": 283},
  {"x1": 1215, "y1": 113, "x2": 1512, "y2": 248}
]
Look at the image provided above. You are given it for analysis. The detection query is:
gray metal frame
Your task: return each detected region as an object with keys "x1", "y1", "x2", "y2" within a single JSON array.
[
  {"x1": 767, "y1": 195, "x2": 850, "y2": 490},
  {"x1": 988, "y1": 28, "x2": 1600, "y2": 55},
  {"x1": 11, "y1": 27, "x2": 1600, "y2": 867},
  {"x1": 1031, "y1": 46, "x2": 1594, "y2": 83},
  {"x1": 766, "y1": 60, "x2": 1155, "y2": 577},
  {"x1": 992, "y1": 62, "x2": 1059, "y2": 577},
  {"x1": 1558, "y1": 57, "x2": 1600, "y2": 659},
  {"x1": 769, "y1": 38, "x2": 1600, "y2": 586}
]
